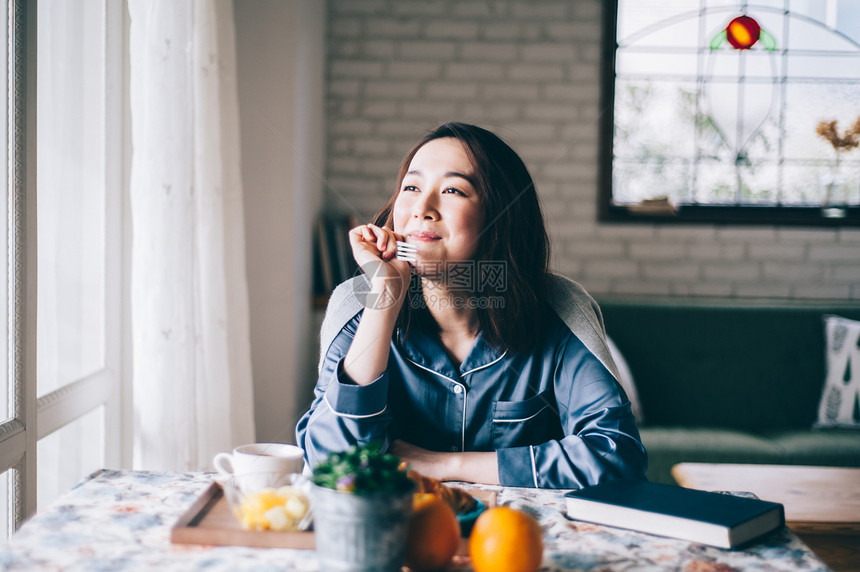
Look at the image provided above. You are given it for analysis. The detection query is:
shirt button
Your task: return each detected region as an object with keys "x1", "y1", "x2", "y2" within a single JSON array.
[
  {"x1": 453, "y1": 385, "x2": 463, "y2": 394},
  {"x1": 450, "y1": 446, "x2": 459, "y2": 452}
]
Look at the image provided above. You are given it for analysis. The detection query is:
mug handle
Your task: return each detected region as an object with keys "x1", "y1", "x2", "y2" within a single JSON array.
[{"x1": 213, "y1": 452, "x2": 234, "y2": 476}]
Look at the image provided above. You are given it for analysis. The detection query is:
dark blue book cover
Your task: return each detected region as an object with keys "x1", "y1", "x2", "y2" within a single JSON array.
[{"x1": 564, "y1": 479, "x2": 785, "y2": 549}]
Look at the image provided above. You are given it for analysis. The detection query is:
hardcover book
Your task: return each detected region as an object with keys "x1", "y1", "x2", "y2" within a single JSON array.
[{"x1": 564, "y1": 479, "x2": 785, "y2": 549}]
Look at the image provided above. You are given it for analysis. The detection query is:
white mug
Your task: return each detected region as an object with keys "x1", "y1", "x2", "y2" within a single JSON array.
[{"x1": 213, "y1": 443, "x2": 304, "y2": 479}]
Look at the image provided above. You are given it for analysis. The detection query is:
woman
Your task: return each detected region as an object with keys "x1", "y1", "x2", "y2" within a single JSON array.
[{"x1": 296, "y1": 122, "x2": 647, "y2": 489}]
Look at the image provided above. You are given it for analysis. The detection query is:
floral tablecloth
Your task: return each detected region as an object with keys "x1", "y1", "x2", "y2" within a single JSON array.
[{"x1": 0, "y1": 469, "x2": 830, "y2": 571}]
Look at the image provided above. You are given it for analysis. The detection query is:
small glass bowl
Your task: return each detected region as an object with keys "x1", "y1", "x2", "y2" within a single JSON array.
[
  {"x1": 457, "y1": 498, "x2": 486, "y2": 537},
  {"x1": 221, "y1": 472, "x2": 314, "y2": 532}
]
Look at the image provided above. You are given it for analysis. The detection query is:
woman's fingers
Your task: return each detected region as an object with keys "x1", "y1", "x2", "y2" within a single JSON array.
[
  {"x1": 368, "y1": 223, "x2": 397, "y2": 261},
  {"x1": 367, "y1": 224, "x2": 392, "y2": 257},
  {"x1": 351, "y1": 224, "x2": 382, "y2": 251},
  {"x1": 349, "y1": 223, "x2": 399, "y2": 263},
  {"x1": 366, "y1": 223, "x2": 384, "y2": 250},
  {"x1": 349, "y1": 224, "x2": 371, "y2": 245}
]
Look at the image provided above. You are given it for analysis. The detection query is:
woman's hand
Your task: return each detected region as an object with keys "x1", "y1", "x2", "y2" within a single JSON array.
[
  {"x1": 391, "y1": 439, "x2": 500, "y2": 484},
  {"x1": 348, "y1": 223, "x2": 397, "y2": 266},
  {"x1": 342, "y1": 223, "x2": 412, "y2": 385},
  {"x1": 391, "y1": 440, "x2": 451, "y2": 480},
  {"x1": 348, "y1": 223, "x2": 411, "y2": 300}
]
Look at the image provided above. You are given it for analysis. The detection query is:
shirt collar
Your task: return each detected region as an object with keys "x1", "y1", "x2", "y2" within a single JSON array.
[{"x1": 396, "y1": 325, "x2": 506, "y2": 381}]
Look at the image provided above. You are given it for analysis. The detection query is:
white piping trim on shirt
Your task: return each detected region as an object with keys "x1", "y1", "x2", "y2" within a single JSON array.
[
  {"x1": 461, "y1": 390, "x2": 467, "y2": 452},
  {"x1": 491, "y1": 404, "x2": 549, "y2": 424},
  {"x1": 529, "y1": 445, "x2": 539, "y2": 488},
  {"x1": 323, "y1": 394, "x2": 387, "y2": 419},
  {"x1": 403, "y1": 355, "x2": 467, "y2": 451},
  {"x1": 403, "y1": 356, "x2": 459, "y2": 384},
  {"x1": 460, "y1": 350, "x2": 508, "y2": 376}
]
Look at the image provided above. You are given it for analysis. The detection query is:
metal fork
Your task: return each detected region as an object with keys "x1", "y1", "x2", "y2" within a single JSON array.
[{"x1": 395, "y1": 241, "x2": 417, "y2": 262}]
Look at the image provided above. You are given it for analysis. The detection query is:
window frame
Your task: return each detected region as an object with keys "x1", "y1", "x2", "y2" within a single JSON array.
[
  {"x1": 0, "y1": 0, "x2": 126, "y2": 533},
  {"x1": 597, "y1": 0, "x2": 860, "y2": 227}
]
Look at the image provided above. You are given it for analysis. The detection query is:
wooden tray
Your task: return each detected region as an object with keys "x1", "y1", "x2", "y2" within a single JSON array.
[
  {"x1": 170, "y1": 481, "x2": 496, "y2": 550},
  {"x1": 170, "y1": 482, "x2": 316, "y2": 549}
]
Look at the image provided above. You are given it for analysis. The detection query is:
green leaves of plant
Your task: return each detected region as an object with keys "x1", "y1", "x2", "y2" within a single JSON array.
[{"x1": 311, "y1": 442, "x2": 412, "y2": 496}]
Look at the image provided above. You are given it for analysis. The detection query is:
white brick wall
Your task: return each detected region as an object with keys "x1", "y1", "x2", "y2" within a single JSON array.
[{"x1": 324, "y1": 0, "x2": 860, "y2": 301}]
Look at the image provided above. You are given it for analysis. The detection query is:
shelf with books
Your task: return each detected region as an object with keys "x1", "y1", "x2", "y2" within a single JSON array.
[{"x1": 313, "y1": 213, "x2": 360, "y2": 305}]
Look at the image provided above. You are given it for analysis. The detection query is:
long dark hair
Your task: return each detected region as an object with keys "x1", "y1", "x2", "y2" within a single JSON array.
[{"x1": 374, "y1": 122, "x2": 550, "y2": 352}]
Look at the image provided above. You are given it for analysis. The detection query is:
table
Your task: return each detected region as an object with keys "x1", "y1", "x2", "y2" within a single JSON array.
[
  {"x1": 672, "y1": 463, "x2": 860, "y2": 572},
  {"x1": 0, "y1": 469, "x2": 831, "y2": 571}
]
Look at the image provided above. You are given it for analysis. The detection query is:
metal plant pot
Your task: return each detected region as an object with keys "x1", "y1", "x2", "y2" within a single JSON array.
[{"x1": 311, "y1": 484, "x2": 414, "y2": 572}]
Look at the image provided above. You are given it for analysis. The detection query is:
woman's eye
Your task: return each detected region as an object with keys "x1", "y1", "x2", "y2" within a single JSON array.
[
  {"x1": 402, "y1": 185, "x2": 419, "y2": 193},
  {"x1": 442, "y1": 187, "x2": 466, "y2": 196}
]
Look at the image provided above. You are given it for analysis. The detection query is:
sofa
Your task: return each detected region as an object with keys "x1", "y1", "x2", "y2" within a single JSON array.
[{"x1": 597, "y1": 297, "x2": 860, "y2": 485}]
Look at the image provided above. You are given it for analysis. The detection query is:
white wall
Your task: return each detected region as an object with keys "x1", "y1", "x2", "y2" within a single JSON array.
[
  {"x1": 234, "y1": 0, "x2": 326, "y2": 443},
  {"x1": 324, "y1": 0, "x2": 860, "y2": 300}
]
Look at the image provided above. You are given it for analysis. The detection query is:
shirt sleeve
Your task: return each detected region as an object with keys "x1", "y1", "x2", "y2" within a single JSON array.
[
  {"x1": 295, "y1": 312, "x2": 394, "y2": 469},
  {"x1": 496, "y1": 332, "x2": 648, "y2": 489}
]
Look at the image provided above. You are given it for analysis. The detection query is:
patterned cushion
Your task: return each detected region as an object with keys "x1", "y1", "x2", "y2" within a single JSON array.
[{"x1": 815, "y1": 315, "x2": 860, "y2": 430}]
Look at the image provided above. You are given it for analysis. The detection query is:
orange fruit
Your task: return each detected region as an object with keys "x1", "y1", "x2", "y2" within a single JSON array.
[
  {"x1": 404, "y1": 493, "x2": 461, "y2": 571},
  {"x1": 469, "y1": 506, "x2": 543, "y2": 572}
]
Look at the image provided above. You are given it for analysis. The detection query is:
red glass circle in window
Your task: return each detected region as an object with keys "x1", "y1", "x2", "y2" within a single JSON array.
[{"x1": 726, "y1": 15, "x2": 761, "y2": 49}]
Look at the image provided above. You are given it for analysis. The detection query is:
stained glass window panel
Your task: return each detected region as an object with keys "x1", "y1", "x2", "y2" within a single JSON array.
[
  {"x1": 606, "y1": 0, "x2": 860, "y2": 223},
  {"x1": 614, "y1": 80, "x2": 698, "y2": 161},
  {"x1": 783, "y1": 83, "x2": 858, "y2": 160},
  {"x1": 614, "y1": 159, "x2": 694, "y2": 205}
]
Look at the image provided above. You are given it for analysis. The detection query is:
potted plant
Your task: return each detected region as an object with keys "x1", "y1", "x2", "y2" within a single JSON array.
[
  {"x1": 310, "y1": 442, "x2": 415, "y2": 572},
  {"x1": 815, "y1": 117, "x2": 860, "y2": 213}
]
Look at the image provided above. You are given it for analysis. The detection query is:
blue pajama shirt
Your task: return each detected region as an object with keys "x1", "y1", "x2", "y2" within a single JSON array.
[{"x1": 295, "y1": 307, "x2": 647, "y2": 489}]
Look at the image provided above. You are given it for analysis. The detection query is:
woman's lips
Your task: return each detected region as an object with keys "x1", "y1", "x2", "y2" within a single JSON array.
[{"x1": 407, "y1": 231, "x2": 441, "y2": 242}]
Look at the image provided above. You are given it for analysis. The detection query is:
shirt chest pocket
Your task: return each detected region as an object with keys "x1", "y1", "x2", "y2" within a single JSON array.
[{"x1": 491, "y1": 389, "x2": 560, "y2": 449}]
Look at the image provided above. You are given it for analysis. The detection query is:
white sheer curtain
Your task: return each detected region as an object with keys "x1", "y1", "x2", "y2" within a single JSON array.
[{"x1": 128, "y1": 0, "x2": 255, "y2": 471}]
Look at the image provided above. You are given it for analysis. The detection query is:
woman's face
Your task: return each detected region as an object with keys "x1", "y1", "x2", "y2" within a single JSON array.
[{"x1": 393, "y1": 137, "x2": 484, "y2": 276}]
